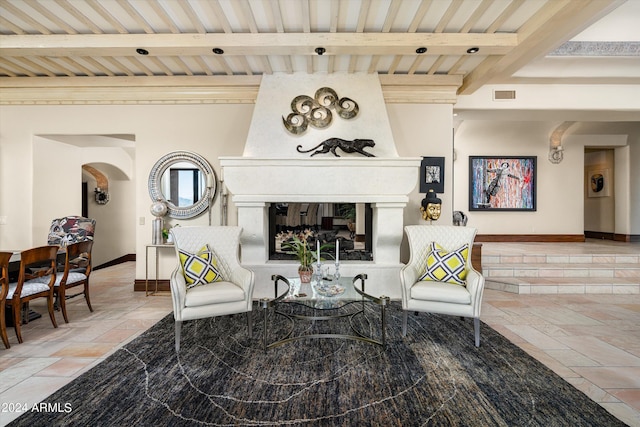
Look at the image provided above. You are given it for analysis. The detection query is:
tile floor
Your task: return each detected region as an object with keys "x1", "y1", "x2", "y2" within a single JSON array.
[{"x1": 1, "y1": 246, "x2": 639, "y2": 426}]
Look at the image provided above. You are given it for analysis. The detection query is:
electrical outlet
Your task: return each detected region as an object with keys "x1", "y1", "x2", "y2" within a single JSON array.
[
  {"x1": 139, "y1": 217, "x2": 145, "y2": 225},
  {"x1": 0, "y1": 216, "x2": 7, "y2": 225}
]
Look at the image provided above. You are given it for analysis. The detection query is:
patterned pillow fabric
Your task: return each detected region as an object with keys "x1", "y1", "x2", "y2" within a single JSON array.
[
  {"x1": 418, "y1": 242, "x2": 469, "y2": 286},
  {"x1": 179, "y1": 244, "x2": 223, "y2": 289}
]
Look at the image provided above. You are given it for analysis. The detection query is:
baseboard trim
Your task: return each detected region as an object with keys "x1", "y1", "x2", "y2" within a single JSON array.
[
  {"x1": 584, "y1": 231, "x2": 639, "y2": 243},
  {"x1": 475, "y1": 234, "x2": 585, "y2": 243},
  {"x1": 94, "y1": 254, "x2": 136, "y2": 270}
]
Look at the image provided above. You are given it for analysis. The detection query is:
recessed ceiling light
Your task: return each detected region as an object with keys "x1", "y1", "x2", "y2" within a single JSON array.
[
  {"x1": 467, "y1": 47, "x2": 479, "y2": 54},
  {"x1": 315, "y1": 47, "x2": 326, "y2": 55},
  {"x1": 212, "y1": 48, "x2": 224, "y2": 54},
  {"x1": 136, "y1": 48, "x2": 149, "y2": 55},
  {"x1": 416, "y1": 47, "x2": 427, "y2": 54}
]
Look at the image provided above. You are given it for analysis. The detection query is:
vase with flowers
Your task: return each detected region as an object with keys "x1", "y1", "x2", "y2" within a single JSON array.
[{"x1": 277, "y1": 229, "x2": 323, "y2": 283}]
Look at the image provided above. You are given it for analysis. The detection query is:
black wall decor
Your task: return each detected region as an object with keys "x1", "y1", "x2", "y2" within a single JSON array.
[{"x1": 420, "y1": 157, "x2": 444, "y2": 193}]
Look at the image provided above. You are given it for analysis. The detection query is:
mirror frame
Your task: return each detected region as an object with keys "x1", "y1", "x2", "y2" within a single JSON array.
[{"x1": 148, "y1": 151, "x2": 217, "y2": 219}]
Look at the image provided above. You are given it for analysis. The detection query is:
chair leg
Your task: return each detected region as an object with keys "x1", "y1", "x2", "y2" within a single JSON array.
[
  {"x1": 0, "y1": 304, "x2": 9, "y2": 349},
  {"x1": 47, "y1": 294, "x2": 58, "y2": 329},
  {"x1": 12, "y1": 302, "x2": 23, "y2": 343},
  {"x1": 402, "y1": 310, "x2": 408, "y2": 337},
  {"x1": 474, "y1": 318, "x2": 480, "y2": 347},
  {"x1": 58, "y1": 287, "x2": 69, "y2": 324},
  {"x1": 247, "y1": 311, "x2": 253, "y2": 338},
  {"x1": 175, "y1": 321, "x2": 182, "y2": 353},
  {"x1": 84, "y1": 281, "x2": 93, "y2": 312}
]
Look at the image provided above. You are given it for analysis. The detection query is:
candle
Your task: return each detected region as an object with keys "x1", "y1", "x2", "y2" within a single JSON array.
[
  {"x1": 317, "y1": 240, "x2": 320, "y2": 263},
  {"x1": 336, "y1": 239, "x2": 339, "y2": 263},
  {"x1": 206, "y1": 173, "x2": 214, "y2": 189}
]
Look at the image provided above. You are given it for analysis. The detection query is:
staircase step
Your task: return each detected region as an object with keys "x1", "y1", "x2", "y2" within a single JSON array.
[
  {"x1": 483, "y1": 263, "x2": 640, "y2": 279},
  {"x1": 482, "y1": 254, "x2": 640, "y2": 265},
  {"x1": 485, "y1": 277, "x2": 639, "y2": 295}
]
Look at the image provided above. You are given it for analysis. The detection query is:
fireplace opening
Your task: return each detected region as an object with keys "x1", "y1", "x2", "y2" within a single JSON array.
[{"x1": 268, "y1": 203, "x2": 373, "y2": 261}]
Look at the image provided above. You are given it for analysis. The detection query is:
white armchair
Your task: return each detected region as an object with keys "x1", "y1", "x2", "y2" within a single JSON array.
[
  {"x1": 169, "y1": 226, "x2": 255, "y2": 352},
  {"x1": 400, "y1": 225, "x2": 485, "y2": 347}
]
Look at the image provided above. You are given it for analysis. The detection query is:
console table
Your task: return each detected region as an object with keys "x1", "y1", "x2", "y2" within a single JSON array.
[{"x1": 145, "y1": 243, "x2": 174, "y2": 296}]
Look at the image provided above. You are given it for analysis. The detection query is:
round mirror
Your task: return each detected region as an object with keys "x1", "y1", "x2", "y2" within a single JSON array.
[{"x1": 148, "y1": 151, "x2": 217, "y2": 219}]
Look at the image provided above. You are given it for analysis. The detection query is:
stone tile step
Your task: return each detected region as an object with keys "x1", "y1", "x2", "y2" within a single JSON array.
[
  {"x1": 483, "y1": 263, "x2": 640, "y2": 279},
  {"x1": 485, "y1": 278, "x2": 639, "y2": 295},
  {"x1": 482, "y1": 254, "x2": 640, "y2": 265}
]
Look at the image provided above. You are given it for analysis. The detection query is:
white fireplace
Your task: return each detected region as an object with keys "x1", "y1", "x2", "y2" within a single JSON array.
[{"x1": 221, "y1": 73, "x2": 419, "y2": 299}]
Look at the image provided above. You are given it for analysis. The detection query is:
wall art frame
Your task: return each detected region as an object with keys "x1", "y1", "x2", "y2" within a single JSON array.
[
  {"x1": 469, "y1": 156, "x2": 536, "y2": 211},
  {"x1": 420, "y1": 157, "x2": 445, "y2": 193},
  {"x1": 587, "y1": 168, "x2": 610, "y2": 198}
]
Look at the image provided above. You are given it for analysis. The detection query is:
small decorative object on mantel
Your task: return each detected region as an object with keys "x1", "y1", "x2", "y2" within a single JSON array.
[
  {"x1": 296, "y1": 137, "x2": 375, "y2": 157},
  {"x1": 420, "y1": 190, "x2": 442, "y2": 223},
  {"x1": 282, "y1": 87, "x2": 359, "y2": 135}
]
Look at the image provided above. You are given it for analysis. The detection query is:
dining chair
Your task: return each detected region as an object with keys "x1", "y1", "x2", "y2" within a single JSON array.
[
  {"x1": 0, "y1": 252, "x2": 12, "y2": 349},
  {"x1": 52, "y1": 241, "x2": 94, "y2": 323},
  {"x1": 6, "y1": 246, "x2": 59, "y2": 343}
]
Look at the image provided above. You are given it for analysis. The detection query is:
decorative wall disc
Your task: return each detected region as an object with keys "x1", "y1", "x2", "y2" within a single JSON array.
[{"x1": 282, "y1": 87, "x2": 359, "y2": 135}]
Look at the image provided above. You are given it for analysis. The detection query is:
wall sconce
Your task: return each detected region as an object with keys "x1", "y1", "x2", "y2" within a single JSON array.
[
  {"x1": 94, "y1": 187, "x2": 110, "y2": 205},
  {"x1": 548, "y1": 121, "x2": 575, "y2": 164},
  {"x1": 549, "y1": 145, "x2": 564, "y2": 164}
]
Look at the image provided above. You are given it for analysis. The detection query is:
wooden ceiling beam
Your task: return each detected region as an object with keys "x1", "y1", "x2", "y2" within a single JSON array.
[
  {"x1": 459, "y1": 0, "x2": 624, "y2": 94},
  {"x1": 0, "y1": 33, "x2": 517, "y2": 57}
]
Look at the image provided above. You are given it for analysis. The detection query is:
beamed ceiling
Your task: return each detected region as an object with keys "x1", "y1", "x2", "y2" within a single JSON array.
[{"x1": 0, "y1": 0, "x2": 634, "y2": 104}]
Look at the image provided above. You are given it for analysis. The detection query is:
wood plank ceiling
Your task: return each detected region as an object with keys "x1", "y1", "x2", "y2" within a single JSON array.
[{"x1": 0, "y1": 0, "x2": 623, "y2": 104}]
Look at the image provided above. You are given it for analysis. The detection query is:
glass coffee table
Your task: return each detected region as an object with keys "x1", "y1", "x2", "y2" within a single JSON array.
[{"x1": 260, "y1": 273, "x2": 390, "y2": 350}]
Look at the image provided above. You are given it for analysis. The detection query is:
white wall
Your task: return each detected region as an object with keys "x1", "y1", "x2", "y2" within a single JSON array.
[
  {"x1": 387, "y1": 103, "x2": 453, "y2": 262},
  {"x1": 1, "y1": 100, "x2": 637, "y2": 284},
  {"x1": 453, "y1": 121, "x2": 586, "y2": 234}
]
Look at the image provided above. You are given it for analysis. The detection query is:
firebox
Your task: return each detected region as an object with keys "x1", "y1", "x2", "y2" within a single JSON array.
[{"x1": 268, "y1": 203, "x2": 373, "y2": 262}]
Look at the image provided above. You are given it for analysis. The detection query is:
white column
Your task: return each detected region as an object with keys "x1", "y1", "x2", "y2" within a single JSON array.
[
  {"x1": 372, "y1": 202, "x2": 407, "y2": 264},
  {"x1": 235, "y1": 201, "x2": 268, "y2": 264}
]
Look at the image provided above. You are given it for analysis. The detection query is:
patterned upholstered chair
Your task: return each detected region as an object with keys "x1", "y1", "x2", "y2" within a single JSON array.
[
  {"x1": 47, "y1": 216, "x2": 96, "y2": 247},
  {"x1": 400, "y1": 225, "x2": 485, "y2": 347},
  {"x1": 169, "y1": 226, "x2": 255, "y2": 352}
]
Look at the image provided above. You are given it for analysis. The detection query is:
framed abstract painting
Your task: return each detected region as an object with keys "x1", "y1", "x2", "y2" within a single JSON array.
[{"x1": 469, "y1": 156, "x2": 536, "y2": 211}]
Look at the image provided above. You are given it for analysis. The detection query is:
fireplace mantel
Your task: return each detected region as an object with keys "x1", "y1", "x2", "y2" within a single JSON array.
[{"x1": 221, "y1": 157, "x2": 420, "y2": 202}]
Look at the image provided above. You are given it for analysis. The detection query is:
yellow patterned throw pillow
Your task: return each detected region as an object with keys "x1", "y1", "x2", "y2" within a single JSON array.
[
  {"x1": 179, "y1": 244, "x2": 223, "y2": 289},
  {"x1": 418, "y1": 242, "x2": 469, "y2": 286}
]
